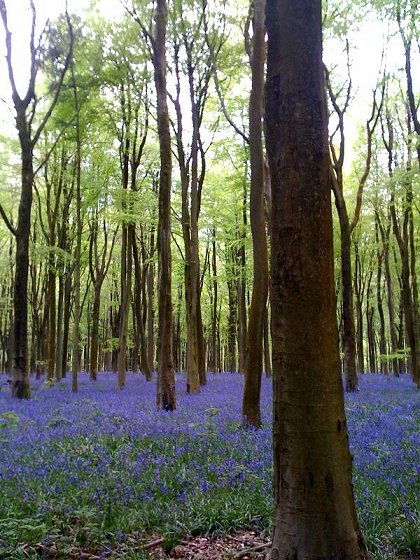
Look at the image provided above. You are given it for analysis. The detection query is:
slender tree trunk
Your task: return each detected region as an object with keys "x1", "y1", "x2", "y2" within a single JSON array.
[
  {"x1": 227, "y1": 266, "x2": 237, "y2": 372},
  {"x1": 132, "y1": 229, "x2": 151, "y2": 380},
  {"x1": 353, "y1": 243, "x2": 365, "y2": 374},
  {"x1": 153, "y1": 0, "x2": 176, "y2": 410},
  {"x1": 375, "y1": 218, "x2": 387, "y2": 373},
  {"x1": 242, "y1": 0, "x2": 268, "y2": 428},
  {"x1": 147, "y1": 258, "x2": 155, "y2": 373},
  {"x1": 266, "y1": 2, "x2": 368, "y2": 556},
  {"x1": 237, "y1": 209, "x2": 247, "y2": 374},
  {"x1": 118, "y1": 225, "x2": 130, "y2": 388},
  {"x1": 263, "y1": 306, "x2": 272, "y2": 378},
  {"x1": 47, "y1": 263, "x2": 56, "y2": 381},
  {"x1": 197, "y1": 296, "x2": 206, "y2": 385},
  {"x1": 11, "y1": 124, "x2": 32, "y2": 398},
  {"x1": 55, "y1": 272, "x2": 64, "y2": 380},
  {"x1": 209, "y1": 228, "x2": 218, "y2": 372},
  {"x1": 334, "y1": 196, "x2": 359, "y2": 390},
  {"x1": 378, "y1": 214, "x2": 399, "y2": 374},
  {"x1": 71, "y1": 65, "x2": 82, "y2": 393},
  {"x1": 390, "y1": 192, "x2": 420, "y2": 387},
  {"x1": 61, "y1": 264, "x2": 72, "y2": 378},
  {"x1": 90, "y1": 286, "x2": 101, "y2": 381}
]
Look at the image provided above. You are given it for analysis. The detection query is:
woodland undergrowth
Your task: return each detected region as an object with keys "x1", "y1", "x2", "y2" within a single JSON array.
[{"x1": 0, "y1": 372, "x2": 418, "y2": 559}]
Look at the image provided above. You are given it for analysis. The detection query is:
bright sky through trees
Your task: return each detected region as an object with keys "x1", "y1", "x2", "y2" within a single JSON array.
[{"x1": 0, "y1": 0, "x2": 414, "y2": 157}]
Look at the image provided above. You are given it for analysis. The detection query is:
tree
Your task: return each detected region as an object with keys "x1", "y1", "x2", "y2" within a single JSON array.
[
  {"x1": 168, "y1": 0, "x2": 212, "y2": 393},
  {"x1": 130, "y1": 0, "x2": 176, "y2": 409},
  {"x1": 326, "y1": 48, "x2": 384, "y2": 390},
  {"x1": 0, "y1": 0, "x2": 72, "y2": 397},
  {"x1": 152, "y1": 0, "x2": 176, "y2": 410},
  {"x1": 241, "y1": 0, "x2": 268, "y2": 428},
  {"x1": 88, "y1": 213, "x2": 117, "y2": 381},
  {"x1": 265, "y1": 1, "x2": 368, "y2": 557}
]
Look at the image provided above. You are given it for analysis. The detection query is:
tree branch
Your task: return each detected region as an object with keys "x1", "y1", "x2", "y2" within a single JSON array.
[
  {"x1": 0, "y1": 0, "x2": 21, "y2": 106},
  {"x1": 0, "y1": 202, "x2": 16, "y2": 236},
  {"x1": 32, "y1": 11, "x2": 74, "y2": 146}
]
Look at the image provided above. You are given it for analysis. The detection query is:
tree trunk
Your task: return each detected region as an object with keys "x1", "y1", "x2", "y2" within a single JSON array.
[
  {"x1": 242, "y1": 0, "x2": 268, "y2": 428},
  {"x1": 61, "y1": 264, "x2": 72, "y2": 378},
  {"x1": 71, "y1": 63, "x2": 82, "y2": 393},
  {"x1": 378, "y1": 214, "x2": 399, "y2": 375},
  {"x1": 237, "y1": 210, "x2": 247, "y2": 374},
  {"x1": 334, "y1": 195, "x2": 359, "y2": 390},
  {"x1": 47, "y1": 264, "x2": 56, "y2": 381},
  {"x1": 390, "y1": 192, "x2": 420, "y2": 387},
  {"x1": 118, "y1": 225, "x2": 130, "y2": 388},
  {"x1": 153, "y1": 0, "x2": 176, "y2": 410},
  {"x1": 11, "y1": 118, "x2": 33, "y2": 398},
  {"x1": 208, "y1": 228, "x2": 218, "y2": 372},
  {"x1": 90, "y1": 286, "x2": 101, "y2": 381},
  {"x1": 147, "y1": 254, "x2": 155, "y2": 373},
  {"x1": 266, "y1": 1, "x2": 368, "y2": 557},
  {"x1": 375, "y1": 218, "x2": 387, "y2": 374},
  {"x1": 132, "y1": 229, "x2": 151, "y2": 380},
  {"x1": 197, "y1": 296, "x2": 206, "y2": 385},
  {"x1": 263, "y1": 306, "x2": 272, "y2": 378},
  {"x1": 227, "y1": 264, "x2": 237, "y2": 372}
]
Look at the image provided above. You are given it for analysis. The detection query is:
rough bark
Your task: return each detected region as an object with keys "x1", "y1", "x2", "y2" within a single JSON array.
[{"x1": 266, "y1": 2, "x2": 369, "y2": 557}]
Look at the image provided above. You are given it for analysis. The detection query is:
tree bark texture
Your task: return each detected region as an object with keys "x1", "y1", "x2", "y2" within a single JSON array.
[
  {"x1": 153, "y1": 0, "x2": 176, "y2": 410},
  {"x1": 11, "y1": 133, "x2": 33, "y2": 397},
  {"x1": 266, "y1": 2, "x2": 368, "y2": 558}
]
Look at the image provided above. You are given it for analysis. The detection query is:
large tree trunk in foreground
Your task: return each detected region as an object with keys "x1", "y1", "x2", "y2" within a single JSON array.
[{"x1": 266, "y1": 1, "x2": 368, "y2": 558}]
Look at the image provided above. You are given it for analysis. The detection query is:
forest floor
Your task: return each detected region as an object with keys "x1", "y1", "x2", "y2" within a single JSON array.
[
  {"x1": 22, "y1": 531, "x2": 419, "y2": 560},
  {"x1": 146, "y1": 531, "x2": 270, "y2": 559},
  {"x1": 0, "y1": 372, "x2": 419, "y2": 560},
  {"x1": 26, "y1": 530, "x2": 272, "y2": 559}
]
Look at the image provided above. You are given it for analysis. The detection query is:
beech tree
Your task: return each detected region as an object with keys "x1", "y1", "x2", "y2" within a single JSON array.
[
  {"x1": 169, "y1": 0, "x2": 212, "y2": 393},
  {"x1": 130, "y1": 0, "x2": 176, "y2": 409},
  {"x1": 0, "y1": 0, "x2": 72, "y2": 397},
  {"x1": 266, "y1": 1, "x2": 368, "y2": 557},
  {"x1": 241, "y1": 0, "x2": 268, "y2": 428}
]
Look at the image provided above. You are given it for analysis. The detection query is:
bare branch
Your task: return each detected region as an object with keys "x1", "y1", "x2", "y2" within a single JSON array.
[
  {"x1": 202, "y1": 0, "x2": 249, "y2": 144},
  {"x1": 0, "y1": 0, "x2": 21, "y2": 105},
  {"x1": 0, "y1": 201, "x2": 16, "y2": 236},
  {"x1": 33, "y1": 116, "x2": 76, "y2": 176},
  {"x1": 350, "y1": 75, "x2": 386, "y2": 233}
]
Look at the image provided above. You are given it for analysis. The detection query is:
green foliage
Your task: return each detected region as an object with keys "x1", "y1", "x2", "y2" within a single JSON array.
[{"x1": 0, "y1": 411, "x2": 19, "y2": 429}]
